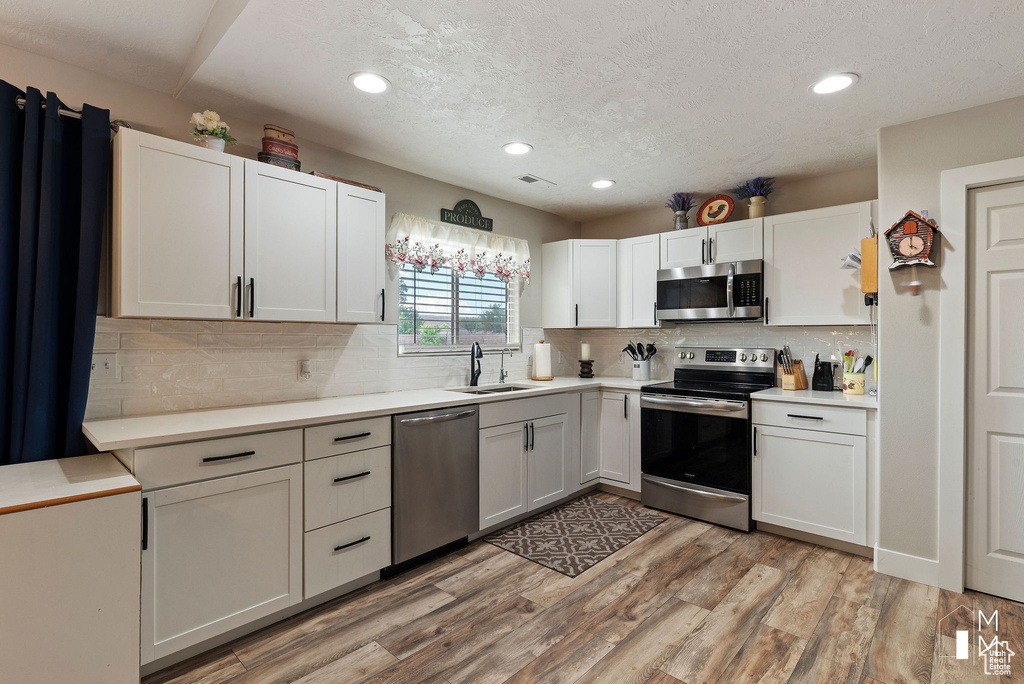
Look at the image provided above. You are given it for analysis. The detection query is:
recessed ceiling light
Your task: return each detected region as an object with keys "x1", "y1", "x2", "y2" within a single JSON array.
[
  {"x1": 350, "y1": 72, "x2": 390, "y2": 94},
  {"x1": 811, "y1": 73, "x2": 858, "y2": 94},
  {"x1": 591, "y1": 179, "x2": 615, "y2": 189},
  {"x1": 503, "y1": 142, "x2": 533, "y2": 155}
]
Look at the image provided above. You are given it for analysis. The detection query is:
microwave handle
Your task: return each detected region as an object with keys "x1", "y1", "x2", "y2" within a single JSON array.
[{"x1": 726, "y1": 262, "x2": 735, "y2": 317}]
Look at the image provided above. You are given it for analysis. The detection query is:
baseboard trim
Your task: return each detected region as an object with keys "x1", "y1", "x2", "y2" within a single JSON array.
[
  {"x1": 875, "y1": 546, "x2": 940, "y2": 586},
  {"x1": 598, "y1": 482, "x2": 640, "y2": 500},
  {"x1": 756, "y1": 522, "x2": 873, "y2": 558}
]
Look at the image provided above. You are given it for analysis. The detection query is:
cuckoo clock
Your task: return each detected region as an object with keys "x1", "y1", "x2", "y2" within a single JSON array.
[{"x1": 884, "y1": 210, "x2": 938, "y2": 269}]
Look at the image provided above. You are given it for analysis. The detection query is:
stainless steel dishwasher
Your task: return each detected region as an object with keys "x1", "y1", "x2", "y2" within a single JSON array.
[{"x1": 392, "y1": 405, "x2": 479, "y2": 564}]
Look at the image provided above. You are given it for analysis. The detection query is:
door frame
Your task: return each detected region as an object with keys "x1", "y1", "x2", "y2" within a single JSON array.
[{"x1": 938, "y1": 155, "x2": 1024, "y2": 592}]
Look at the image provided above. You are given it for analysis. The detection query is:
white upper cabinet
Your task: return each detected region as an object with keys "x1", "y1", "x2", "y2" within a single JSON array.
[
  {"x1": 114, "y1": 128, "x2": 244, "y2": 319},
  {"x1": 617, "y1": 234, "x2": 660, "y2": 328},
  {"x1": 660, "y1": 218, "x2": 763, "y2": 269},
  {"x1": 763, "y1": 201, "x2": 874, "y2": 326},
  {"x1": 337, "y1": 185, "x2": 386, "y2": 323},
  {"x1": 245, "y1": 161, "x2": 337, "y2": 322},
  {"x1": 542, "y1": 239, "x2": 617, "y2": 328}
]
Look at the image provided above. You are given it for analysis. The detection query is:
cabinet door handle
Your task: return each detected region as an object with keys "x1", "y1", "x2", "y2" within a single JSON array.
[
  {"x1": 709, "y1": 237, "x2": 714, "y2": 263},
  {"x1": 202, "y1": 450, "x2": 256, "y2": 463},
  {"x1": 529, "y1": 422, "x2": 535, "y2": 451},
  {"x1": 141, "y1": 497, "x2": 148, "y2": 551},
  {"x1": 524, "y1": 423, "x2": 529, "y2": 450},
  {"x1": 334, "y1": 471, "x2": 371, "y2": 483},
  {"x1": 753, "y1": 427, "x2": 757, "y2": 456},
  {"x1": 249, "y1": 277, "x2": 255, "y2": 318},
  {"x1": 333, "y1": 432, "x2": 371, "y2": 443},
  {"x1": 235, "y1": 276, "x2": 242, "y2": 318},
  {"x1": 653, "y1": 301, "x2": 658, "y2": 325},
  {"x1": 702, "y1": 238, "x2": 706, "y2": 264},
  {"x1": 764, "y1": 296, "x2": 769, "y2": 325},
  {"x1": 380, "y1": 288, "x2": 385, "y2": 321},
  {"x1": 334, "y1": 536, "x2": 371, "y2": 552},
  {"x1": 624, "y1": 394, "x2": 629, "y2": 419},
  {"x1": 575, "y1": 304, "x2": 579, "y2": 327},
  {"x1": 787, "y1": 414, "x2": 824, "y2": 421}
]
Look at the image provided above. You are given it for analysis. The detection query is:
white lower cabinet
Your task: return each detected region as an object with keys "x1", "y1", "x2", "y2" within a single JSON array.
[
  {"x1": 752, "y1": 404, "x2": 868, "y2": 545},
  {"x1": 479, "y1": 411, "x2": 568, "y2": 529},
  {"x1": 599, "y1": 392, "x2": 630, "y2": 483},
  {"x1": 580, "y1": 390, "x2": 639, "y2": 491},
  {"x1": 304, "y1": 508, "x2": 391, "y2": 598},
  {"x1": 580, "y1": 391, "x2": 602, "y2": 484},
  {"x1": 141, "y1": 463, "x2": 303, "y2": 664}
]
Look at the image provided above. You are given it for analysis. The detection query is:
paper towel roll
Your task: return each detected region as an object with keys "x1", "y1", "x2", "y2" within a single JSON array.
[{"x1": 532, "y1": 341, "x2": 553, "y2": 380}]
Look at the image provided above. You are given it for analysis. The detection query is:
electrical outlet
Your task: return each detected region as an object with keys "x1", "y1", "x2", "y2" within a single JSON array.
[
  {"x1": 557, "y1": 351, "x2": 564, "y2": 364},
  {"x1": 298, "y1": 359, "x2": 312, "y2": 381},
  {"x1": 91, "y1": 353, "x2": 117, "y2": 380},
  {"x1": 618, "y1": 352, "x2": 625, "y2": 364}
]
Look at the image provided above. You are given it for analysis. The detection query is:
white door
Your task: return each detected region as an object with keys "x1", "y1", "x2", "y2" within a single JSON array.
[
  {"x1": 114, "y1": 128, "x2": 244, "y2": 319},
  {"x1": 337, "y1": 185, "x2": 386, "y2": 323},
  {"x1": 753, "y1": 425, "x2": 866, "y2": 545},
  {"x1": 580, "y1": 391, "x2": 601, "y2": 483},
  {"x1": 528, "y1": 414, "x2": 568, "y2": 510},
  {"x1": 573, "y1": 240, "x2": 617, "y2": 327},
  {"x1": 599, "y1": 392, "x2": 630, "y2": 483},
  {"x1": 660, "y1": 229, "x2": 706, "y2": 269},
  {"x1": 141, "y1": 464, "x2": 303, "y2": 664},
  {"x1": 708, "y1": 217, "x2": 763, "y2": 263},
  {"x1": 763, "y1": 202, "x2": 872, "y2": 326},
  {"x1": 479, "y1": 422, "x2": 529, "y2": 529},
  {"x1": 967, "y1": 180, "x2": 1024, "y2": 602},
  {"x1": 617, "y1": 235, "x2": 660, "y2": 327},
  {"x1": 244, "y1": 161, "x2": 337, "y2": 322}
]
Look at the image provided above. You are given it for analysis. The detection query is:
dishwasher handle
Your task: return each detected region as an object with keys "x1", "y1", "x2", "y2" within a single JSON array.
[{"x1": 398, "y1": 409, "x2": 476, "y2": 426}]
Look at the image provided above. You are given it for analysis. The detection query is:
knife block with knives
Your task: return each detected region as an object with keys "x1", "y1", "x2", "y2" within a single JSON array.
[{"x1": 778, "y1": 346, "x2": 808, "y2": 391}]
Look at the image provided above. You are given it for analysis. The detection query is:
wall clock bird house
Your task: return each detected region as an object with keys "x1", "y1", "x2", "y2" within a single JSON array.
[{"x1": 884, "y1": 210, "x2": 938, "y2": 269}]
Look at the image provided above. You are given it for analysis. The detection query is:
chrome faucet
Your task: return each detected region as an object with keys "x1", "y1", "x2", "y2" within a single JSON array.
[
  {"x1": 470, "y1": 342, "x2": 483, "y2": 386},
  {"x1": 499, "y1": 347, "x2": 512, "y2": 383}
]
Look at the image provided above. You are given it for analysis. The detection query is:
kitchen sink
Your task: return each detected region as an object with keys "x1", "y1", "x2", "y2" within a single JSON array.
[{"x1": 449, "y1": 385, "x2": 532, "y2": 395}]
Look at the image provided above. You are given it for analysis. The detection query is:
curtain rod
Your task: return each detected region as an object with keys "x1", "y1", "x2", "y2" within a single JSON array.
[{"x1": 15, "y1": 95, "x2": 82, "y2": 120}]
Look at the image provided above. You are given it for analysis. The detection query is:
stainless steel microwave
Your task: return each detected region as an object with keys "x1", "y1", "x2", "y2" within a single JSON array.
[{"x1": 655, "y1": 259, "x2": 763, "y2": 322}]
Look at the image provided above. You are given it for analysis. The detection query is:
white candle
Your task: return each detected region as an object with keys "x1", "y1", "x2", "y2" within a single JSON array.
[{"x1": 581, "y1": 342, "x2": 591, "y2": 360}]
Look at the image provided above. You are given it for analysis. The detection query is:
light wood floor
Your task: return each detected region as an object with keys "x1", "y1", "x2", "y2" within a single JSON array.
[{"x1": 146, "y1": 493, "x2": 1022, "y2": 684}]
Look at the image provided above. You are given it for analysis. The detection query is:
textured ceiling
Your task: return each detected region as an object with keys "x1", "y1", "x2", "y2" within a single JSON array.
[
  {"x1": 3, "y1": 1, "x2": 1024, "y2": 221},
  {"x1": 0, "y1": 0, "x2": 217, "y2": 93}
]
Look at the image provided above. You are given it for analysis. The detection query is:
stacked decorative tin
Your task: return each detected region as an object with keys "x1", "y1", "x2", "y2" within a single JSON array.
[{"x1": 258, "y1": 124, "x2": 300, "y2": 171}]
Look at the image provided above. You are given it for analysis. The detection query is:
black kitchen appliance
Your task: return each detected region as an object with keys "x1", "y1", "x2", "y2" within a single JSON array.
[
  {"x1": 655, "y1": 259, "x2": 763, "y2": 322},
  {"x1": 811, "y1": 353, "x2": 835, "y2": 391},
  {"x1": 640, "y1": 346, "x2": 775, "y2": 531}
]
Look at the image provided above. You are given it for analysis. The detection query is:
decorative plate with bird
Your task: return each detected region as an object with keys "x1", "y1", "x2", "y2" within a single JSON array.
[{"x1": 696, "y1": 194, "x2": 735, "y2": 226}]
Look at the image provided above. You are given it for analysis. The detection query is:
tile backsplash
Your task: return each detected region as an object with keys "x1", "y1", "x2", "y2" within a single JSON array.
[
  {"x1": 86, "y1": 318, "x2": 877, "y2": 421},
  {"x1": 86, "y1": 317, "x2": 543, "y2": 420}
]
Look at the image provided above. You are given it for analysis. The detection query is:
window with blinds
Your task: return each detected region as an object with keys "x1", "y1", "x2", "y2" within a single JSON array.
[{"x1": 398, "y1": 264, "x2": 519, "y2": 353}]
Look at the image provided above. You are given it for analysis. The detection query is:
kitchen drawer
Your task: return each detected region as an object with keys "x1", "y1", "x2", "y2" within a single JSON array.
[
  {"x1": 134, "y1": 429, "x2": 302, "y2": 490},
  {"x1": 304, "y1": 508, "x2": 391, "y2": 599},
  {"x1": 479, "y1": 393, "x2": 568, "y2": 429},
  {"x1": 304, "y1": 416, "x2": 391, "y2": 461},
  {"x1": 304, "y1": 446, "x2": 391, "y2": 531},
  {"x1": 752, "y1": 400, "x2": 866, "y2": 436}
]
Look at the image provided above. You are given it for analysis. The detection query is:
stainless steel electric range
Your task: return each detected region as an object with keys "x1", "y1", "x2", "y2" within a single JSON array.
[{"x1": 640, "y1": 346, "x2": 776, "y2": 531}]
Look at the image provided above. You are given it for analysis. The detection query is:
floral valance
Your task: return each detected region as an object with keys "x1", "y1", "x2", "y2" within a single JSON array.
[{"x1": 385, "y1": 212, "x2": 531, "y2": 284}]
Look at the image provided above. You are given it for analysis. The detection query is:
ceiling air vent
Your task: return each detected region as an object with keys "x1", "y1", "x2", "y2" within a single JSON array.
[{"x1": 516, "y1": 173, "x2": 557, "y2": 186}]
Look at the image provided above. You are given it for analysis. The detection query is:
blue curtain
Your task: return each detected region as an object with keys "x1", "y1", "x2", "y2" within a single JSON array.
[{"x1": 0, "y1": 81, "x2": 110, "y2": 465}]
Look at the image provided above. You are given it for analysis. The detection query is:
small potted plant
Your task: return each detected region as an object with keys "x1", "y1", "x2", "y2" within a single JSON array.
[
  {"x1": 666, "y1": 192, "x2": 696, "y2": 230},
  {"x1": 733, "y1": 176, "x2": 775, "y2": 218},
  {"x1": 190, "y1": 110, "x2": 236, "y2": 152}
]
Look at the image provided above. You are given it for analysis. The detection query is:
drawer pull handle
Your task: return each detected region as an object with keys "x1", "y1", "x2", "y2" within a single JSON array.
[
  {"x1": 334, "y1": 536, "x2": 371, "y2": 552},
  {"x1": 334, "y1": 432, "x2": 371, "y2": 443},
  {"x1": 786, "y1": 414, "x2": 824, "y2": 421},
  {"x1": 202, "y1": 450, "x2": 256, "y2": 463},
  {"x1": 333, "y1": 471, "x2": 371, "y2": 484}
]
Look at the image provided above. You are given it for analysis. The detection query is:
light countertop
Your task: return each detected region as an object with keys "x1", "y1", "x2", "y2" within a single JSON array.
[
  {"x1": 0, "y1": 453, "x2": 140, "y2": 515},
  {"x1": 83, "y1": 376, "x2": 654, "y2": 451},
  {"x1": 751, "y1": 387, "x2": 878, "y2": 409}
]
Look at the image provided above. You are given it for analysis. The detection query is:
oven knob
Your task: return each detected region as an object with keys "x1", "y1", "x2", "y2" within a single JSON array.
[
  {"x1": 750, "y1": 357, "x2": 758, "y2": 364},
  {"x1": 687, "y1": 352, "x2": 695, "y2": 359},
  {"x1": 739, "y1": 353, "x2": 747, "y2": 361},
  {"x1": 760, "y1": 353, "x2": 769, "y2": 362}
]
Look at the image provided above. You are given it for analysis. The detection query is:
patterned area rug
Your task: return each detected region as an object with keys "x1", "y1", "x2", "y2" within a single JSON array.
[{"x1": 485, "y1": 495, "x2": 667, "y2": 577}]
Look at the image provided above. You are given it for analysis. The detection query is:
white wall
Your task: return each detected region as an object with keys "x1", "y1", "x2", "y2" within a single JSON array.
[
  {"x1": 579, "y1": 166, "x2": 877, "y2": 239},
  {"x1": 876, "y1": 95, "x2": 1024, "y2": 573}
]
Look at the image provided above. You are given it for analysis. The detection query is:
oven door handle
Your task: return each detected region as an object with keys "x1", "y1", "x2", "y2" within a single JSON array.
[
  {"x1": 726, "y1": 262, "x2": 735, "y2": 318},
  {"x1": 641, "y1": 476, "x2": 747, "y2": 503},
  {"x1": 640, "y1": 395, "x2": 747, "y2": 412}
]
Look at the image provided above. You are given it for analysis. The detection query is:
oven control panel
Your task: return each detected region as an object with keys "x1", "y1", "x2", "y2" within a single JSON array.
[{"x1": 676, "y1": 347, "x2": 776, "y2": 370}]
